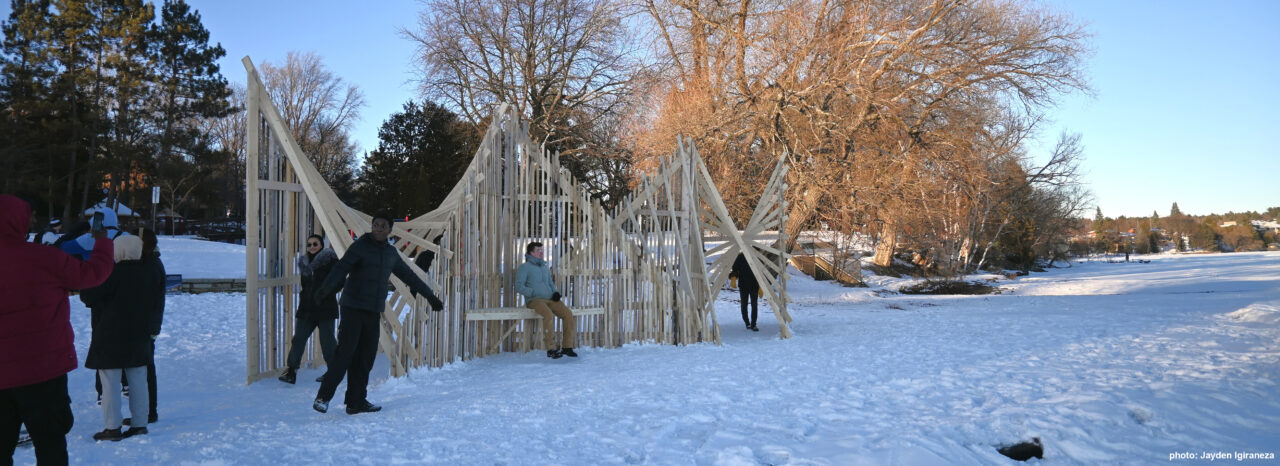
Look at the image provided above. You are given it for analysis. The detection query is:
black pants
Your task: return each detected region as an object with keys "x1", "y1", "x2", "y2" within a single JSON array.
[
  {"x1": 94, "y1": 341, "x2": 157, "y2": 417},
  {"x1": 2, "y1": 374, "x2": 72, "y2": 466},
  {"x1": 739, "y1": 285, "x2": 759, "y2": 326},
  {"x1": 286, "y1": 316, "x2": 337, "y2": 370},
  {"x1": 316, "y1": 307, "x2": 379, "y2": 405}
]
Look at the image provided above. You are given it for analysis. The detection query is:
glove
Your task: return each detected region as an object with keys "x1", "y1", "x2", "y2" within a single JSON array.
[
  {"x1": 427, "y1": 295, "x2": 444, "y2": 312},
  {"x1": 550, "y1": 292, "x2": 561, "y2": 302}
]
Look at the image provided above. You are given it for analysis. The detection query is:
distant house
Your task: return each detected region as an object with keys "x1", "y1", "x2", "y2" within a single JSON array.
[
  {"x1": 1251, "y1": 220, "x2": 1280, "y2": 233},
  {"x1": 1220, "y1": 221, "x2": 1238, "y2": 228}
]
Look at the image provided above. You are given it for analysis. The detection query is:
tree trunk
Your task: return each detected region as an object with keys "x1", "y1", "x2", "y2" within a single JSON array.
[{"x1": 873, "y1": 221, "x2": 896, "y2": 267}]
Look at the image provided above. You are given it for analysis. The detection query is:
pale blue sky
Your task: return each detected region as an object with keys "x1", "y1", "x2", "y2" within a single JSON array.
[{"x1": 5, "y1": 1, "x2": 1277, "y2": 217}]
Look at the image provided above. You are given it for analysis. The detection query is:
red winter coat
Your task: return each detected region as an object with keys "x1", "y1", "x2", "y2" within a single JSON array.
[{"x1": 0, "y1": 195, "x2": 114, "y2": 390}]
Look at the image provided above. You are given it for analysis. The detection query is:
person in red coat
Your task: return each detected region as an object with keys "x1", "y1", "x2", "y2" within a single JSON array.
[{"x1": 0, "y1": 194, "x2": 114, "y2": 464}]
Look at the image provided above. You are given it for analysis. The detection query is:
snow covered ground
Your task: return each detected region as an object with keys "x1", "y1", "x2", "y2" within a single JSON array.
[
  {"x1": 13, "y1": 239, "x2": 1280, "y2": 465},
  {"x1": 156, "y1": 237, "x2": 246, "y2": 279}
]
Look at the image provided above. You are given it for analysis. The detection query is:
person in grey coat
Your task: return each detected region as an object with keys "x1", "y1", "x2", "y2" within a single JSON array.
[
  {"x1": 515, "y1": 242, "x2": 578, "y2": 359},
  {"x1": 279, "y1": 234, "x2": 339, "y2": 384},
  {"x1": 311, "y1": 215, "x2": 443, "y2": 415}
]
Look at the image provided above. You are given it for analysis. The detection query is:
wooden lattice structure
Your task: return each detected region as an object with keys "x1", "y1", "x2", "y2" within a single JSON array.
[{"x1": 243, "y1": 57, "x2": 791, "y2": 383}]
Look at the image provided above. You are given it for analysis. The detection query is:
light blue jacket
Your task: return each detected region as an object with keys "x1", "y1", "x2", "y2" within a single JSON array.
[
  {"x1": 515, "y1": 254, "x2": 559, "y2": 300},
  {"x1": 62, "y1": 208, "x2": 128, "y2": 260}
]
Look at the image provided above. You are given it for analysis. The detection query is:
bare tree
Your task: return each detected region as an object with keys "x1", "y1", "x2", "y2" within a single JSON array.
[
  {"x1": 636, "y1": 0, "x2": 1091, "y2": 267},
  {"x1": 259, "y1": 51, "x2": 364, "y2": 194},
  {"x1": 195, "y1": 82, "x2": 247, "y2": 218},
  {"x1": 405, "y1": 0, "x2": 653, "y2": 205}
]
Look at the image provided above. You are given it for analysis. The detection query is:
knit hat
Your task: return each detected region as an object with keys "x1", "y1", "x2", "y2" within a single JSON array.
[
  {"x1": 113, "y1": 235, "x2": 143, "y2": 263},
  {"x1": 50, "y1": 218, "x2": 62, "y2": 226}
]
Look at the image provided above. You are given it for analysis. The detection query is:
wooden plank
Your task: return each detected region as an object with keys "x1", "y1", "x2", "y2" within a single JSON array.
[
  {"x1": 465, "y1": 307, "x2": 606, "y2": 321},
  {"x1": 257, "y1": 179, "x2": 304, "y2": 193},
  {"x1": 243, "y1": 57, "x2": 262, "y2": 384}
]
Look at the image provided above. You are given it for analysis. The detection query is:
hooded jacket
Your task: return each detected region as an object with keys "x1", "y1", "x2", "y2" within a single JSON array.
[
  {"x1": 80, "y1": 235, "x2": 162, "y2": 369},
  {"x1": 315, "y1": 233, "x2": 441, "y2": 313},
  {"x1": 515, "y1": 254, "x2": 560, "y2": 301},
  {"x1": 296, "y1": 247, "x2": 340, "y2": 320},
  {"x1": 0, "y1": 195, "x2": 114, "y2": 389}
]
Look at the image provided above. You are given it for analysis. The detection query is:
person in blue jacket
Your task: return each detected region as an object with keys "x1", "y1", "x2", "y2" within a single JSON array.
[
  {"x1": 515, "y1": 242, "x2": 578, "y2": 359},
  {"x1": 62, "y1": 208, "x2": 128, "y2": 260}
]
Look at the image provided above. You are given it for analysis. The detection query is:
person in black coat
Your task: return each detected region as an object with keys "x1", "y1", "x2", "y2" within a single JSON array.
[
  {"x1": 312, "y1": 215, "x2": 443, "y2": 415},
  {"x1": 92, "y1": 229, "x2": 165, "y2": 426},
  {"x1": 137, "y1": 228, "x2": 165, "y2": 424},
  {"x1": 80, "y1": 235, "x2": 161, "y2": 441},
  {"x1": 730, "y1": 253, "x2": 760, "y2": 331},
  {"x1": 279, "y1": 234, "x2": 339, "y2": 384}
]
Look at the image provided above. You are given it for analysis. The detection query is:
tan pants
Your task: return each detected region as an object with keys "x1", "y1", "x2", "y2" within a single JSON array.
[{"x1": 527, "y1": 299, "x2": 576, "y2": 349}]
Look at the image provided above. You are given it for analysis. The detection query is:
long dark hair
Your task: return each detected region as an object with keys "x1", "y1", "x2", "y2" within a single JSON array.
[{"x1": 140, "y1": 228, "x2": 159, "y2": 260}]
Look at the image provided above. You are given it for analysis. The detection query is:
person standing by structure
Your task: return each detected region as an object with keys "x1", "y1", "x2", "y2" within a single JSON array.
[
  {"x1": 80, "y1": 235, "x2": 161, "y2": 441},
  {"x1": 312, "y1": 215, "x2": 443, "y2": 415},
  {"x1": 1, "y1": 194, "x2": 115, "y2": 462},
  {"x1": 731, "y1": 253, "x2": 760, "y2": 331},
  {"x1": 133, "y1": 228, "x2": 165, "y2": 425},
  {"x1": 515, "y1": 242, "x2": 578, "y2": 359},
  {"x1": 279, "y1": 234, "x2": 339, "y2": 384}
]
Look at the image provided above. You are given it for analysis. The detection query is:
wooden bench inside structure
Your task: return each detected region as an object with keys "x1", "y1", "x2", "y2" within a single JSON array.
[
  {"x1": 465, "y1": 306, "x2": 606, "y2": 355},
  {"x1": 464, "y1": 306, "x2": 605, "y2": 321}
]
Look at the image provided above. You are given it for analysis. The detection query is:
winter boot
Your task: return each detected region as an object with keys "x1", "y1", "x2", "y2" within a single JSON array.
[
  {"x1": 92, "y1": 428, "x2": 124, "y2": 442},
  {"x1": 123, "y1": 427, "x2": 148, "y2": 438},
  {"x1": 749, "y1": 324, "x2": 759, "y2": 332},
  {"x1": 559, "y1": 348, "x2": 578, "y2": 357},
  {"x1": 313, "y1": 398, "x2": 329, "y2": 413},
  {"x1": 278, "y1": 368, "x2": 297, "y2": 384},
  {"x1": 546, "y1": 349, "x2": 563, "y2": 359},
  {"x1": 345, "y1": 400, "x2": 382, "y2": 415}
]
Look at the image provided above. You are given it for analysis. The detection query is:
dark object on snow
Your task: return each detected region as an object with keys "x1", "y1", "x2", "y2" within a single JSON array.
[
  {"x1": 997, "y1": 437, "x2": 1043, "y2": 461},
  {"x1": 900, "y1": 280, "x2": 1001, "y2": 295}
]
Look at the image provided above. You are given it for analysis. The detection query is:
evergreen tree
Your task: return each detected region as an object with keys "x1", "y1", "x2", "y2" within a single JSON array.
[
  {"x1": 0, "y1": 0, "x2": 59, "y2": 198},
  {"x1": 1093, "y1": 206, "x2": 1105, "y2": 233},
  {"x1": 150, "y1": 0, "x2": 231, "y2": 219},
  {"x1": 1170, "y1": 202, "x2": 1182, "y2": 217},
  {"x1": 355, "y1": 101, "x2": 478, "y2": 216}
]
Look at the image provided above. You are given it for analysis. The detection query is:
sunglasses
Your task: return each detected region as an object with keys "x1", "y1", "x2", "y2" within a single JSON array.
[{"x1": 307, "y1": 242, "x2": 321, "y2": 247}]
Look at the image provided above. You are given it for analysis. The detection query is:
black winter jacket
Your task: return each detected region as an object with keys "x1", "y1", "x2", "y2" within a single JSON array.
[
  {"x1": 731, "y1": 253, "x2": 759, "y2": 291},
  {"x1": 296, "y1": 248, "x2": 339, "y2": 320},
  {"x1": 81, "y1": 259, "x2": 163, "y2": 369},
  {"x1": 316, "y1": 233, "x2": 442, "y2": 313},
  {"x1": 145, "y1": 252, "x2": 166, "y2": 337}
]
